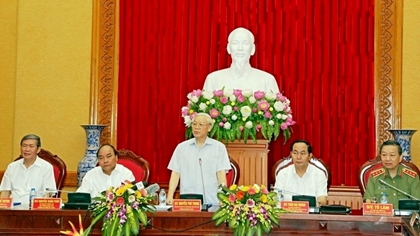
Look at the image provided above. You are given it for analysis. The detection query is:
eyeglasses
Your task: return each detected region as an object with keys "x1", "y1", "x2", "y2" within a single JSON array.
[{"x1": 191, "y1": 123, "x2": 209, "y2": 129}]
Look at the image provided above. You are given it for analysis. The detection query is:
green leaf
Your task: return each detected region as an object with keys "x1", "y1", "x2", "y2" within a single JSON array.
[{"x1": 137, "y1": 210, "x2": 148, "y2": 226}]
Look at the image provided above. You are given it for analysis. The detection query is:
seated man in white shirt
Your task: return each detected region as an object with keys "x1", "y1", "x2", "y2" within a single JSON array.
[
  {"x1": 0, "y1": 134, "x2": 56, "y2": 204},
  {"x1": 77, "y1": 144, "x2": 135, "y2": 198},
  {"x1": 274, "y1": 140, "x2": 328, "y2": 206}
]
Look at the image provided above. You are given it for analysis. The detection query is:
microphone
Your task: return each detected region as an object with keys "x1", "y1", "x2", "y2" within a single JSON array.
[
  {"x1": 145, "y1": 183, "x2": 160, "y2": 194},
  {"x1": 199, "y1": 158, "x2": 207, "y2": 205},
  {"x1": 379, "y1": 179, "x2": 419, "y2": 200},
  {"x1": 272, "y1": 187, "x2": 301, "y2": 196},
  {"x1": 125, "y1": 181, "x2": 148, "y2": 190}
]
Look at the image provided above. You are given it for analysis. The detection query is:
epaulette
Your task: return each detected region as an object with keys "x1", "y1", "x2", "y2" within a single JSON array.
[
  {"x1": 402, "y1": 168, "x2": 418, "y2": 178},
  {"x1": 370, "y1": 168, "x2": 385, "y2": 178}
]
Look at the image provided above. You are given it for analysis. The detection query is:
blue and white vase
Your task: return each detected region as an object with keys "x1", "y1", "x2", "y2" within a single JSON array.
[
  {"x1": 389, "y1": 129, "x2": 417, "y2": 162},
  {"x1": 77, "y1": 124, "x2": 106, "y2": 187}
]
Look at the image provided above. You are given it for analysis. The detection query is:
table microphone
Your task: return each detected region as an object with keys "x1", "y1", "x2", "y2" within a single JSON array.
[
  {"x1": 130, "y1": 181, "x2": 148, "y2": 191},
  {"x1": 145, "y1": 183, "x2": 160, "y2": 194},
  {"x1": 379, "y1": 179, "x2": 419, "y2": 200}
]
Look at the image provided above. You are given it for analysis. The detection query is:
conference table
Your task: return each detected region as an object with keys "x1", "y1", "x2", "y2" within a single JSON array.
[{"x1": 0, "y1": 208, "x2": 419, "y2": 235}]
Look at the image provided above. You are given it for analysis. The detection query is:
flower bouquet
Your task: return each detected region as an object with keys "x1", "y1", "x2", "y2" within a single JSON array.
[
  {"x1": 212, "y1": 184, "x2": 287, "y2": 236},
  {"x1": 181, "y1": 88, "x2": 295, "y2": 143},
  {"x1": 82, "y1": 180, "x2": 155, "y2": 236}
]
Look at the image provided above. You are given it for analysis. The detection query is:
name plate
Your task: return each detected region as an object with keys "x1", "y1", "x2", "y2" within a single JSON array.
[
  {"x1": 362, "y1": 203, "x2": 393, "y2": 216},
  {"x1": 32, "y1": 198, "x2": 62, "y2": 210},
  {"x1": 172, "y1": 199, "x2": 202, "y2": 212},
  {"x1": 0, "y1": 198, "x2": 12, "y2": 209},
  {"x1": 281, "y1": 201, "x2": 309, "y2": 213}
]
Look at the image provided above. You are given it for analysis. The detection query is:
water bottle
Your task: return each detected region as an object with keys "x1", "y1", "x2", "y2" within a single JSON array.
[
  {"x1": 159, "y1": 189, "x2": 166, "y2": 206},
  {"x1": 29, "y1": 188, "x2": 36, "y2": 209},
  {"x1": 380, "y1": 192, "x2": 388, "y2": 204},
  {"x1": 276, "y1": 190, "x2": 284, "y2": 208}
]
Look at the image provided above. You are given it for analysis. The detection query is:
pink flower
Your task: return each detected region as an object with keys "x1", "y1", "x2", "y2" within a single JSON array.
[
  {"x1": 256, "y1": 124, "x2": 262, "y2": 132},
  {"x1": 220, "y1": 97, "x2": 228, "y2": 104},
  {"x1": 219, "y1": 122, "x2": 224, "y2": 127},
  {"x1": 140, "y1": 188, "x2": 148, "y2": 197},
  {"x1": 246, "y1": 199, "x2": 255, "y2": 208},
  {"x1": 261, "y1": 188, "x2": 269, "y2": 194},
  {"x1": 222, "y1": 117, "x2": 227, "y2": 122},
  {"x1": 276, "y1": 93, "x2": 286, "y2": 102},
  {"x1": 280, "y1": 123, "x2": 288, "y2": 130},
  {"x1": 229, "y1": 194, "x2": 236, "y2": 203},
  {"x1": 106, "y1": 191, "x2": 114, "y2": 201},
  {"x1": 191, "y1": 89, "x2": 202, "y2": 97},
  {"x1": 237, "y1": 95, "x2": 245, "y2": 103},
  {"x1": 286, "y1": 118, "x2": 296, "y2": 125},
  {"x1": 233, "y1": 106, "x2": 239, "y2": 111},
  {"x1": 213, "y1": 90, "x2": 223, "y2": 97},
  {"x1": 233, "y1": 89, "x2": 242, "y2": 96},
  {"x1": 116, "y1": 197, "x2": 125, "y2": 206},
  {"x1": 209, "y1": 108, "x2": 220, "y2": 118},
  {"x1": 181, "y1": 107, "x2": 189, "y2": 116},
  {"x1": 252, "y1": 108, "x2": 257, "y2": 113},
  {"x1": 239, "y1": 126, "x2": 244, "y2": 132},
  {"x1": 257, "y1": 100, "x2": 270, "y2": 111},
  {"x1": 248, "y1": 187, "x2": 256, "y2": 195},
  {"x1": 254, "y1": 90, "x2": 265, "y2": 100},
  {"x1": 264, "y1": 111, "x2": 272, "y2": 118}
]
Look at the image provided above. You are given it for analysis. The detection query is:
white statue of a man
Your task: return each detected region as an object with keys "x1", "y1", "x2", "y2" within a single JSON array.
[{"x1": 203, "y1": 27, "x2": 280, "y2": 93}]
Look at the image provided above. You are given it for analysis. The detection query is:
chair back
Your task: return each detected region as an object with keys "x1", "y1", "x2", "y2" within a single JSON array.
[
  {"x1": 117, "y1": 149, "x2": 150, "y2": 183},
  {"x1": 15, "y1": 149, "x2": 67, "y2": 195},
  {"x1": 358, "y1": 156, "x2": 420, "y2": 194},
  {"x1": 226, "y1": 157, "x2": 240, "y2": 187},
  {"x1": 272, "y1": 156, "x2": 331, "y2": 188}
]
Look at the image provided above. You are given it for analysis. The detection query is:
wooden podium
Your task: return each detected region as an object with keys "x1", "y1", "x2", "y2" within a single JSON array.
[{"x1": 224, "y1": 139, "x2": 269, "y2": 186}]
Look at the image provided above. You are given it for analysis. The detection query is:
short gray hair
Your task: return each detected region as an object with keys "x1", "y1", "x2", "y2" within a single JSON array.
[
  {"x1": 193, "y1": 113, "x2": 214, "y2": 129},
  {"x1": 20, "y1": 134, "x2": 41, "y2": 147}
]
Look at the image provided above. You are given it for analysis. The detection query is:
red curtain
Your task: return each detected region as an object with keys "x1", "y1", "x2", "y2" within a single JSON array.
[{"x1": 118, "y1": 0, "x2": 375, "y2": 186}]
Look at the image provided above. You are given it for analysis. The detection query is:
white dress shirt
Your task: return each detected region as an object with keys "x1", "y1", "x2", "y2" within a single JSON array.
[
  {"x1": 0, "y1": 156, "x2": 56, "y2": 204},
  {"x1": 274, "y1": 164, "x2": 328, "y2": 201},
  {"x1": 76, "y1": 164, "x2": 135, "y2": 198}
]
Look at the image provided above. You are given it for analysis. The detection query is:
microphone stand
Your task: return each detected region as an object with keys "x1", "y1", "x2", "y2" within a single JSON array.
[
  {"x1": 199, "y1": 158, "x2": 208, "y2": 211},
  {"x1": 379, "y1": 179, "x2": 419, "y2": 200}
]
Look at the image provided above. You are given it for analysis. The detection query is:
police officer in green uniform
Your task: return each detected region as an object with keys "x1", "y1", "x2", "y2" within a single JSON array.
[{"x1": 363, "y1": 140, "x2": 420, "y2": 209}]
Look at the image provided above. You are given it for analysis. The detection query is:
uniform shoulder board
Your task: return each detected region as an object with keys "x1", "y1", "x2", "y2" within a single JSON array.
[
  {"x1": 403, "y1": 168, "x2": 418, "y2": 178},
  {"x1": 371, "y1": 168, "x2": 385, "y2": 178}
]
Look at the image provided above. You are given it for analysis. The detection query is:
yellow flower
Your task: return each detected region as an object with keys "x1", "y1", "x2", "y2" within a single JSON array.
[
  {"x1": 135, "y1": 190, "x2": 142, "y2": 198},
  {"x1": 258, "y1": 111, "x2": 263, "y2": 115},
  {"x1": 115, "y1": 186, "x2": 126, "y2": 196},
  {"x1": 241, "y1": 185, "x2": 250, "y2": 192},
  {"x1": 189, "y1": 109, "x2": 194, "y2": 114},
  {"x1": 206, "y1": 101, "x2": 210, "y2": 105},
  {"x1": 231, "y1": 101, "x2": 236, "y2": 106},
  {"x1": 229, "y1": 184, "x2": 237, "y2": 191},
  {"x1": 269, "y1": 107, "x2": 273, "y2": 111},
  {"x1": 260, "y1": 194, "x2": 267, "y2": 203}
]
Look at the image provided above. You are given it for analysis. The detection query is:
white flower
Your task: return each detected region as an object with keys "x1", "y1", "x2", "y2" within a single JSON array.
[
  {"x1": 223, "y1": 122, "x2": 231, "y2": 130},
  {"x1": 288, "y1": 114, "x2": 293, "y2": 119},
  {"x1": 202, "y1": 90, "x2": 214, "y2": 100},
  {"x1": 286, "y1": 107, "x2": 291, "y2": 113},
  {"x1": 184, "y1": 116, "x2": 192, "y2": 126},
  {"x1": 229, "y1": 94, "x2": 237, "y2": 102},
  {"x1": 274, "y1": 101, "x2": 285, "y2": 111},
  {"x1": 187, "y1": 92, "x2": 192, "y2": 100},
  {"x1": 128, "y1": 195, "x2": 136, "y2": 203},
  {"x1": 210, "y1": 99, "x2": 216, "y2": 104},
  {"x1": 222, "y1": 105, "x2": 233, "y2": 115},
  {"x1": 190, "y1": 96, "x2": 199, "y2": 103},
  {"x1": 242, "y1": 89, "x2": 253, "y2": 97},
  {"x1": 223, "y1": 89, "x2": 234, "y2": 97},
  {"x1": 285, "y1": 98, "x2": 290, "y2": 105},
  {"x1": 281, "y1": 114, "x2": 288, "y2": 120},
  {"x1": 245, "y1": 121, "x2": 253, "y2": 129},
  {"x1": 199, "y1": 103, "x2": 207, "y2": 111},
  {"x1": 276, "y1": 114, "x2": 282, "y2": 119},
  {"x1": 265, "y1": 92, "x2": 276, "y2": 101},
  {"x1": 249, "y1": 96, "x2": 256, "y2": 104},
  {"x1": 231, "y1": 115, "x2": 237, "y2": 121},
  {"x1": 240, "y1": 106, "x2": 252, "y2": 118},
  {"x1": 268, "y1": 120, "x2": 275, "y2": 126}
]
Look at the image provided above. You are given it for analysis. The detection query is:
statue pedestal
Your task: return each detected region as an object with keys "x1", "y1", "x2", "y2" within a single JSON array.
[{"x1": 224, "y1": 139, "x2": 269, "y2": 186}]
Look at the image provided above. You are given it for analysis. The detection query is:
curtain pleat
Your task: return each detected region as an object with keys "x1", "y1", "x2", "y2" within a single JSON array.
[{"x1": 118, "y1": 0, "x2": 375, "y2": 186}]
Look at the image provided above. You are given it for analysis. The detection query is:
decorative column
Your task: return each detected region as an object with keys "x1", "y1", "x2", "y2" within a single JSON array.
[
  {"x1": 389, "y1": 129, "x2": 417, "y2": 162},
  {"x1": 77, "y1": 124, "x2": 106, "y2": 187}
]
